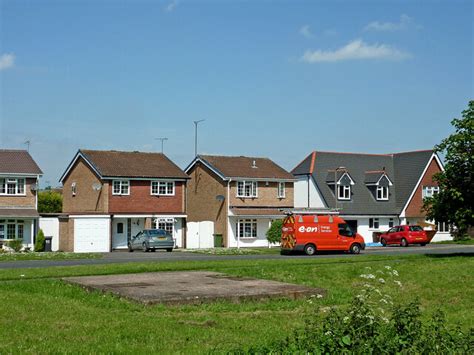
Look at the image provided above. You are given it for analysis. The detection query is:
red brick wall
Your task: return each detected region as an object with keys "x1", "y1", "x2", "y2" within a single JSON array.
[
  {"x1": 108, "y1": 180, "x2": 185, "y2": 214},
  {"x1": 405, "y1": 157, "x2": 442, "y2": 217}
]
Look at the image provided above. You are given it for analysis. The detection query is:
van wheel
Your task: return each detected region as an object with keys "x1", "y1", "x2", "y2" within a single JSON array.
[
  {"x1": 350, "y1": 243, "x2": 361, "y2": 254},
  {"x1": 401, "y1": 238, "x2": 408, "y2": 247},
  {"x1": 380, "y1": 238, "x2": 387, "y2": 247},
  {"x1": 304, "y1": 244, "x2": 317, "y2": 256}
]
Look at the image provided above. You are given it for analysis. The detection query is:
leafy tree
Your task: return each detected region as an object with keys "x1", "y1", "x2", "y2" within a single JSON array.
[
  {"x1": 35, "y1": 229, "x2": 45, "y2": 252},
  {"x1": 266, "y1": 219, "x2": 283, "y2": 244},
  {"x1": 38, "y1": 190, "x2": 63, "y2": 213},
  {"x1": 423, "y1": 100, "x2": 473, "y2": 239}
]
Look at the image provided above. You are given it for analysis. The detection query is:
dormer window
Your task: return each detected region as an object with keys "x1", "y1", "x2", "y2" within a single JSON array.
[
  {"x1": 376, "y1": 186, "x2": 389, "y2": 200},
  {"x1": 338, "y1": 185, "x2": 351, "y2": 200},
  {"x1": 237, "y1": 181, "x2": 257, "y2": 198},
  {"x1": 112, "y1": 180, "x2": 130, "y2": 195}
]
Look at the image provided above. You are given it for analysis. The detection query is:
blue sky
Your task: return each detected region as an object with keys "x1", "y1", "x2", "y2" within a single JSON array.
[{"x1": 1, "y1": 0, "x2": 472, "y2": 186}]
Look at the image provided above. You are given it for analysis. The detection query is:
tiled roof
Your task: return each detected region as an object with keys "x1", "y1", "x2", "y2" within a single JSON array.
[
  {"x1": 197, "y1": 155, "x2": 295, "y2": 180},
  {"x1": 291, "y1": 150, "x2": 435, "y2": 215},
  {"x1": 79, "y1": 150, "x2": 188, "y2": 179},
  {"x1": 0, "y1": 208, "x2": 39, "y2": 218},
  {"x1": 0, "y1": 150, "x2": 43, "y2": 175}
]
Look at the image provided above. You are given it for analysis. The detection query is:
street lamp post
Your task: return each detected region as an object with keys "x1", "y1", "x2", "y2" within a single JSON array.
[
  {"x1": 193, "y1": 119, "x2": 205, "y2": 156},
  {"x1": 155, "y1": 137, "x2": 168, "y2": 153},
  {"x1": 334, "y1": 166, "x2": 346, "y2": 211}
]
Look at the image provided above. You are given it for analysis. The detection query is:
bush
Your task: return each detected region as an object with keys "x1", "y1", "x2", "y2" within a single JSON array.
[
  {"x1": 266, "y1": 219, "x2": 283, "y2": 244},
  {"x1": 35, "y1": 229, "x2": 45, "y2": 252},
  {"x1": 240, "y1": 266, "x2": 473, "y2": 354},
  {"x1": 7, "y1": 239, "x2": 23, "y2": 252}
]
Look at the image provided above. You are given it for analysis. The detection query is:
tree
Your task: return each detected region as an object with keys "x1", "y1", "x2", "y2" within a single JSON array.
[
  {"x1": 35, "y1": 229, "x2": 45, "y2": 252},
  {"x1": 38, "y1": 190, "x2": 63, "y2": 213},
  {"x1": 423, "y1": 101, "x2": 473, "y2": 239},
  {"x1": 266, "y1": 219, "x2": 283, "y2": 245}
]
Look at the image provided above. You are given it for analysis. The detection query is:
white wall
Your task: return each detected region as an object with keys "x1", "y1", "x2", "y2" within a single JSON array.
[
  {"x1": 294, "y1": 176, "x2": 326, "y2": 208},
  {"x1": 342, "y1": 217, "x2": 397, "y2": 244},
  {"x1": 186, "y1": 221, "x2": 214, "y2": 248},
  {"x1": 39, "y1": 217, "x2": 59, "y2": 251},
  {"x1": 174, "y1": 218, "x2": 184, "y2": 248},
  {"x1": 227, "y1": 217, "x2": 274, "y2": 248}
]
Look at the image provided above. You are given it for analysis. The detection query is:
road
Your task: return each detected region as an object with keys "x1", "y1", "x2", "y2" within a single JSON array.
[{"x1": 0, "y1": 244, "x2": 472, "y2": 269}]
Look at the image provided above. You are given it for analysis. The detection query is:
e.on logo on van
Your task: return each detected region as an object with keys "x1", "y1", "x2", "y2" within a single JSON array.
[{"x1": 281, "y1": 213, "x2": 365, "y2": 256}]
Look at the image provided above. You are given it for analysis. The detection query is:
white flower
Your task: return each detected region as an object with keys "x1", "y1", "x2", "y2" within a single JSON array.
[
  {"x1": 392, "y1": 270, "x2": 399, "y2": 276},
  {"x1": 394, "y1": 280, "x2": 403, "y2": 287},
  {"x1": 378, "y1": 278, "x2": 385, "y2": 284},
  {"x1": 380, "y1": 298, "x2": 388, "y2": 304},
  {"x1": 384, "y1": 265, "x2": 392, "y2": 270},
  {"x1": 382, "y1": 317, "x2": 389, "y2": 323},
  {"x1": 20, "y1": 274, "x2": 25, "y2": 277},
  {"x1": 317, "y1": 294, "x2": 323, "y2": 299},
  {"x1": 325, "y1": 331, "x2": 332, "y2": 335},
  {"x1": 360, "y1": 274, "x2": 375, "y2": 279}
]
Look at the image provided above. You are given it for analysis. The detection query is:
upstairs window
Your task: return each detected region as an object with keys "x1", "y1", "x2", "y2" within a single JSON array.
[
  {"x1": 422, "y1": 186, "x2": 439, "y2": 199},
  {"x1": 237, "y1": 181, "x2": 258, "y2": 198},
  {"x1": 112, "y1": 180, "x2": 130, "y2": 195},
  {"x1": 278, "y1": 182, "x2": 286, "y2": 198},
  {"x1": 337, "y1": 185, "x2": 351, "y2": 200},
  {"x1": 151, "y1": 181, "x2": 175, "y2": 196},
  {"x1": 376, "y1": 186, "x2": 389, "y2": 200},
  {"x1": 0, "y1": 178, "x2": 26, "y2": 196}
]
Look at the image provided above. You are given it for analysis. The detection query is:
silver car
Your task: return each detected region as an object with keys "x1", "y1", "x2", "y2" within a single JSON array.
[{"x1": 128, "y1": 229, "x2": 174, "y2": 252}]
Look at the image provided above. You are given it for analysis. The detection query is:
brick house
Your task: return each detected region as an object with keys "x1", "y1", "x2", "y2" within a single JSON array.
[
  {"x1": 185, "y1": 155, "x2": 295, "y2": 247},
  {"x1": 0, "y1": 150, "x2": 43, "y2": 249},
  {"x1": 59, "y1": 149, "x2": 188, "y2": 252},
  {"x1": 292, "y1": 150, "x2": 451, "y2": 244}
]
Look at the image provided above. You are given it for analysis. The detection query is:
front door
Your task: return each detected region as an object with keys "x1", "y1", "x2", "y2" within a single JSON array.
[{"x1": 112, "y1": 219, "x2": 128, "y2": 249}]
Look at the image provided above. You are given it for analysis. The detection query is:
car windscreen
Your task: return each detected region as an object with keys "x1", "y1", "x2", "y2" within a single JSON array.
[
  {"x1": 409, "y1": 226, "x2": 423, "y2": 232},
  {"x1": 148, "y1": 230, "x2": 171, "y2": 237}
]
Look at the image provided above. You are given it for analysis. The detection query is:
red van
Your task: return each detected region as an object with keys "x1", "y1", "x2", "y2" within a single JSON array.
[{"x1": 281, "y1": 213, "x2": 366, "y2": 255}]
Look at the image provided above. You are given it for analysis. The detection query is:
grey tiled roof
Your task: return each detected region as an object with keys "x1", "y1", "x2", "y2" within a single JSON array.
[{"x1": 292, "y1": 150, "x2": 435, "y2": 215}]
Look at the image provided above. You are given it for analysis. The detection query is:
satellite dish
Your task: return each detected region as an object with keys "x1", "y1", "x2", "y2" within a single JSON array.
[
  {"x1": 216, "y1": 195, "x2": 225, "y2": 202},
  {"x1": 30, "y1": 184, "x2": 38, "y2": 191},
  {"x1": 92, "y1": 182, "x2": 102, "y2": 191}
]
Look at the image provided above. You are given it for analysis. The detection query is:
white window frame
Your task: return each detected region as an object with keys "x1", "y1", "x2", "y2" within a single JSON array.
[
  {"x1": 0, "y1": 219, "x2": 24, "y2": 240},
  {"x1": 376, "y1": 186, "x2": 389, "y2": 200},
  {"x1": 278, "y1": 182, "x2": 286, "y2": 198},
  {"x1": 237, "y1": 219, "x2": 257, "y2": 239},
  {"x1": 337, "y1": 184, "x2": 351, "y2": 200},
  {"x1": 236, "y1": 181, "x2": 258, "y2": 198},
  {"x1": 369, "y1": 218, "x2": 380, "y2": 230},
  {"x1": 0, "y1": 178, "x2": 26, "y2": 196},
  {"x1": 150, "y1": 181, "x2": 175, "y2": 196},
  {"x1": 112, "y1": 180, "x2": 130, "y2": 195},
  {"x1": 422, "y1": 186, "x2": 440, "y2": 199},
  {"x1": 153, "y1": 218, "x2": 174, "y2": 236}
]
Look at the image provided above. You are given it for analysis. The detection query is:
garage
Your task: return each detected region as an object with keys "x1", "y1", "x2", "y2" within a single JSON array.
[{"x1": 73, "y1": 217, "x2": 110, "y2": 253}]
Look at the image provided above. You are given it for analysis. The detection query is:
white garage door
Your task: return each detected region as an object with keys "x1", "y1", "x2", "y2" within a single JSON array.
[{"x1": 74, "y1": 218, "x2": 110, "y2": 253}]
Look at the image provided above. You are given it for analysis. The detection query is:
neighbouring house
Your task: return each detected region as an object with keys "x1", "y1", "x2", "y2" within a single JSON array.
[
  {"x1": 291, "y1": 150, "x2": 451, "y2": 244},
  {"x1": 59, "y1": 149, "x2": 189, "y2": 252},
  {"x1": 185, "y1": 155, "x2": 295, "y2": 248},
  {"x1": 0, "y1": 150, "x2": 43, "y2": 249}
]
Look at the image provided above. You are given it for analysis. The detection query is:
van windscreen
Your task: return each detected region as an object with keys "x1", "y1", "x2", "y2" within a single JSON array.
[{"x1": 338, "y1": 223, "x2": 354, "y2": 237}]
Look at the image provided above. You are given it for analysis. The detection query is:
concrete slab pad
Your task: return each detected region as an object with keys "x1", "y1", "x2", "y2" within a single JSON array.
[{"x1": 63, "y1": 271, "x2": 325, "y2": 305}]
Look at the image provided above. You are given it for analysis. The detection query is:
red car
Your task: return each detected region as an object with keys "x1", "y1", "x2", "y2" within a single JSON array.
[{"x1": 380, "y1": 225, "x2": 430, "y2": 247}]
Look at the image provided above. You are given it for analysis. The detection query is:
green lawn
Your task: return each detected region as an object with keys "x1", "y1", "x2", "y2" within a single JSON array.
[
  {"x1": 433, "y1": 238, "x2": 474, "y2": 245},
  {"x1": 0, "y1": 252, "x2": 102, "y2": 262},
  {"x1": 0, "y1": 254, "x2": 472, "y2": 353},
  {"x1": 185, "y1": 247, "x2": 280, "y2": 255}
]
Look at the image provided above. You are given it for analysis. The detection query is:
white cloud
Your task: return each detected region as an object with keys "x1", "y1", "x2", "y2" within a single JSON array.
[
  {"x1": 299, "y1": 25, "x2": 314, "y2": 39},
  {"x1": 165, "y1": 0, "x2": 178, "y2": 13},
  {"x1": 0, "y1": 53, "x2": 15, "y2": 71},
  {"x1": 301, "y1": 39, "x2": 411, "y2": 63},
  {"x1": 364, "y1": 14, "x2": 420, "y2": 32}
]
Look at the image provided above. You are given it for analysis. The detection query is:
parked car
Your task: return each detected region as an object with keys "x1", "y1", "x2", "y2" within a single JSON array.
[
  {"x1": 280, "y1": 213, "x2": 366, "y2": 255},
  {"x1": 379, "y1": 225, "x2": 430, "y2": 247},
  {"x1": 128, "y1": 229, "x2": 174, "y2": 252}
]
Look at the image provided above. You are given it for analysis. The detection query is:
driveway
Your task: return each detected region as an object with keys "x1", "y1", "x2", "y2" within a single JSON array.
[{"x1": 0, "y1": 244, "x2": 472, "y2": 269}]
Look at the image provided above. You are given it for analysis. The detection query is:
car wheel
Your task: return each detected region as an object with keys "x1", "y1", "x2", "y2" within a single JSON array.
[
  {"x1": 304, "y1": 244, "x2": 316, "y2": 256},
  {"x1": 166, "y1": 248, "x2": 173, "y2": 252},
  {"x1": 142, "y1": 242, "x2": 149, "y2": 252},
  {"x1": 401, "y1": 238, "x2": 408, "y2": 247},
  {"x1": 350, "y1": 243, "x2": 361, "y2": 254},
  {"x1": 381, "y1": 238, "x2": 387, "y2": 247},
  {"x1": 151, "y1": 248, "x2": 156, "y2": 252},
  {"x1": 128, "y1": 243, "x2": 133, "y2": 252},
  {"x1": 420, "y1": 243, "x2": 427, "y2": 246}
]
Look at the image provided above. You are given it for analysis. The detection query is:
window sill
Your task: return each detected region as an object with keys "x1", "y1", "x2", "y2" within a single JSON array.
[
  {"x1": 236, "y1": 196, "x2": 258, "y2": 199},
  {"x1": 239, "y1": 237, "x2": 257, "y2": 240}
]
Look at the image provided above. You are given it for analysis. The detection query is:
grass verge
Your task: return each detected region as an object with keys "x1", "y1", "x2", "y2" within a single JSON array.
[
  {"x1": 0, "y1": 254, "x2": 472, "y2": 353},
  {"x1": 0, "y1": 252, "x2": 102, "y2": 262}
]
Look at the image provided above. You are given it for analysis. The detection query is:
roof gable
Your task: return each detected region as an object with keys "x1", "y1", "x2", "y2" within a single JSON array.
[
  {"x1": 0, "y1": 149, "x2": 43, "y2": 175},
  {"x1": 189, "y1": 155, "x2": 295, "y2": 180},
  {"x1": 60, "y1": 149, "x2": 188, "y2": 182}
]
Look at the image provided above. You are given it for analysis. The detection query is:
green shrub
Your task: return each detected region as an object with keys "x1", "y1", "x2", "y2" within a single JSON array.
[
  {"x1": 266, "y1": 219, "x2": 283, "y2": 244},
  {"x1": 35, "y1": 229, "x2": 45, "y2": 252},
  {"x1": 239, "y1": 266, "x2": 473, "y2": 354},
  {"x1": 7, "y1": 239, "x2": 23, "y2": 252}
]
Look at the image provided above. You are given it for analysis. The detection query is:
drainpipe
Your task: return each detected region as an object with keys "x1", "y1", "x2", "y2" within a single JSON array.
[{"x1": 307, "y1": 175, "x2": 310, "y2": 208}]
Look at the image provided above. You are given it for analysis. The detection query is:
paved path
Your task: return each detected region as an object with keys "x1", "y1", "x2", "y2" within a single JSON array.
[{"x1": 0, "y1": 244, "x2": 472, "y2": 269}]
